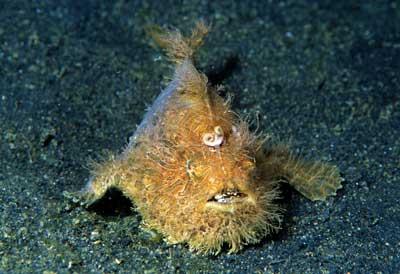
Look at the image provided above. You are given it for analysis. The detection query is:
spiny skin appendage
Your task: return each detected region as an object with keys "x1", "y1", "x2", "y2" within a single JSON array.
[{"x1": 74, "y1": 22, "x2": 343, "y2": 254}]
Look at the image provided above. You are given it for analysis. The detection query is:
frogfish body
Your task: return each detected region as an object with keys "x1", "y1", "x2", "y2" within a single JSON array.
[{"x1": 76, "y1": 21, "x2": 342, "y2": 254}]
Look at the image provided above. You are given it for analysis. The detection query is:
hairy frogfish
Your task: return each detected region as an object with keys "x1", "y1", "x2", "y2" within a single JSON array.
[{"x1": 74, "y1": 21, "x2": 342, "y2": 254}]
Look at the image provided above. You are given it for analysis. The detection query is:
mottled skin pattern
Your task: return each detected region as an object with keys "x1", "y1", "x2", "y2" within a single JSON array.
[{"x1": 74, "y1": 22, "x2": 342, "y2": 254}]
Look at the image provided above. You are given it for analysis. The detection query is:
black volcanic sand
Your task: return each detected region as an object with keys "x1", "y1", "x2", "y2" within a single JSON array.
[{"x1": 1, "y1": 1, "x2": 399, "y2": 273}]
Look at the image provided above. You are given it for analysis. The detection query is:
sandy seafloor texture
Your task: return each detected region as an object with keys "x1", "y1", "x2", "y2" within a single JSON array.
[{"x1": 1, "y1": 0, "x2": 399, "y2": 273}]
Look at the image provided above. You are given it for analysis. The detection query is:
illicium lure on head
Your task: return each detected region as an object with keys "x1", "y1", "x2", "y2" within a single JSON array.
[{"x1": 73, "y1": 21, "x2": 342, "y2": 254}]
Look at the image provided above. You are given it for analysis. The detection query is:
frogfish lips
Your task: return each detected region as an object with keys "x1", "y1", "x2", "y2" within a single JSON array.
[{"x1": 207, "y1": 189, "x2": 248, "y2": 204}]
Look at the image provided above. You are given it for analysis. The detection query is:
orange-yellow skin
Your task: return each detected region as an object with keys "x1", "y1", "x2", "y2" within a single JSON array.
[{"x1": 77, "y1": 22, "x2": 342, "y2": 254}]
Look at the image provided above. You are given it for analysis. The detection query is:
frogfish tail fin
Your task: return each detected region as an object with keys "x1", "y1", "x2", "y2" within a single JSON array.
[{"x1": 147, "y1": 20, "x2": 209, "y2": 64}]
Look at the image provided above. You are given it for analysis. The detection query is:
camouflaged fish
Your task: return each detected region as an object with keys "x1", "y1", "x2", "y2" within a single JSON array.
[{"x1": 74, "y1": 21, "x2": 342, "y2": 254}]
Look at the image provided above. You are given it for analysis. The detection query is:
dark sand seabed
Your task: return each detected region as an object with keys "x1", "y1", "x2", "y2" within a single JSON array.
[{"x1": 1, "y1": 0, "x2": 399, "y2": 273}]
